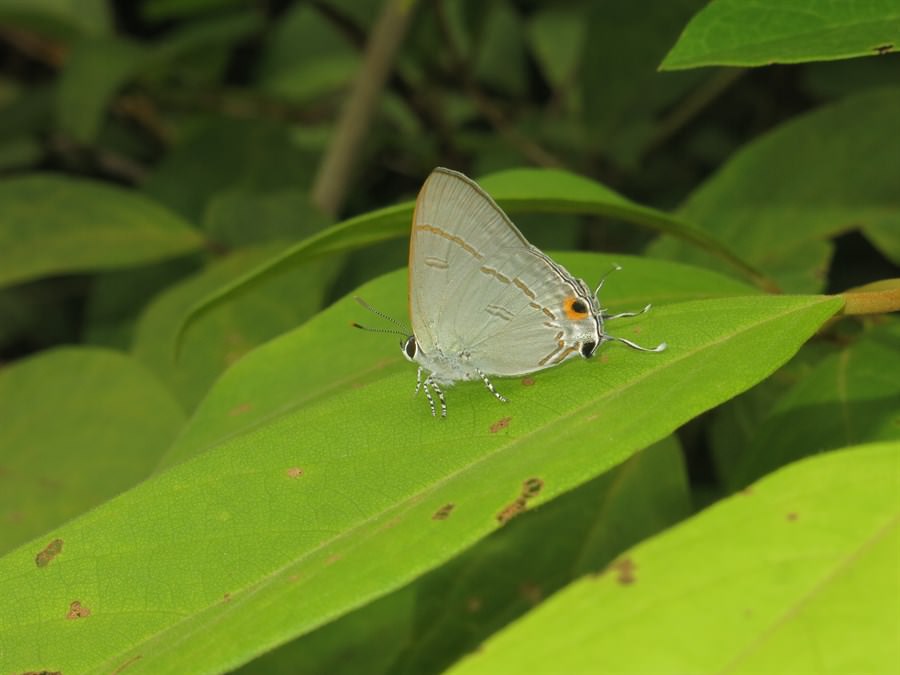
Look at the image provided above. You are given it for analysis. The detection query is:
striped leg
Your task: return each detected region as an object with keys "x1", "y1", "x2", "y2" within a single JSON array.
[
  {"x1": 428, "y1": 378, "x2": 448, "y2": 418},
  {"x1": 476, "y1": 368, "x2": 507, "y2": 403}
]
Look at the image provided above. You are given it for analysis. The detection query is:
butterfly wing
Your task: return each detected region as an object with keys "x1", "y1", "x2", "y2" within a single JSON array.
[{"x1": 409, "y1": 168, "x2": 598, "y2": 376}]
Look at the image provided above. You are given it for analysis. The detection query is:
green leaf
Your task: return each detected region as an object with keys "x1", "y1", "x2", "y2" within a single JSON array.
[
  {"x1": 662, "y1": 0, "x2": 900, "y2": 70},
  {"x1": 175, "y1": 167, "x2": 764, "y2": 355},
  {"x1": 242, "y1": 436, "x2": 690, "y2": 674},
  {"x1": 143, "y1": 119, "x2": 317, "y2": 224},
  {"x1": 258, "y1": 4, "x2": 358, "y2": 102},
  {"x1": 526, "y1": 7, "x2": 585, "y2": 91},
  {"x1": 723, "y1": 319, "x2": 900, "y2": 488},
  {"x1": 0, "y1": 347, "x2": 185, "y2": 556},
  {"x1": 133, "y1": 244, "x2": 340, "y2": 412},
  {"x1": 0, "y1": 259, "x2": 840, "y2": 673},
  {"x1": 164, "y1": 254, "x2": 758, "y2": 468},
  {"x1": 57, "y1": 37, "x2": 148, "y2": 143},
  {"x1": 649, "y1": 87, "x2": 900, "y2": 292},
  {"x1": 473, "y1": 1, "x2": 528, "y2": 97},
  {"x1": 445, "y1": 441, "x2": 900, "y2": 675},
  {"x1": 0, "y1": 0, "x2": 111, "y2": 39},
  {"x1": 0, "y1": 174, "x2": 204, "y2": 289}
]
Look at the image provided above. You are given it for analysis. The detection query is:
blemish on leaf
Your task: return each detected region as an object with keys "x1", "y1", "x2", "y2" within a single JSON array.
[
  {"x1": 21, "y1": 670, "x2": 62, "y2": 675},
  {"x1": 432, "y1": 503, "x2": 455, "y2": 520},
  {"x1": 35, "y1": 538, "x2": 63, "y2": 567},
  {"x1": 496, "y1": 497, "x2": 527, "y2": 524},
  {"x1": 519, "y1": 581, "x2": 543, "y2": 605},
  {"x1": 787, "y1": 512, "x2": 798, "y2": 522},
  {"x1": 599, "y1": 353, "x2": 610, "y2": 364},
  {"x1": 66, "y1": 600, "x2": 91, "y2": 619},
  {"x1": 228, "y1": 402, "x2": 253, "y2": 416},
  {"x1": 521, "y1": 478, "x2": 544, "y2": 499},
  {"x1": 466, "y1": 596, "x2": 482, "y2": 613},
  {"x1": 223, "y1": 593, "x2": 232, "y2": 602},
  {"x1": 875, "y1": 43, "x2": 893, "y2": 54},
  {"x1": 490, "y1": 416, "x2": 512, "y2": 433},
  {"x1": 111, "y1": 654, "x2": 143, "y2": 674},
  {"x1": 611, "y1": 557, "x2": 637, "y2": 585},
  {"x1": 521, "y1": 377, "x2": 535, "y2": 387},
  {"x1": 325, "y1": 553, "x2": 343, "y2": 565},
  {"x1": 286, "y1": 467, "x2": 304, "y2": 479}
]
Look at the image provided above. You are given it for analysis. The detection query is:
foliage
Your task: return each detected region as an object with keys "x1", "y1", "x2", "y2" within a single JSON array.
[{"x1": 0, "y1": 1, "x2": 897, "y2": 673}]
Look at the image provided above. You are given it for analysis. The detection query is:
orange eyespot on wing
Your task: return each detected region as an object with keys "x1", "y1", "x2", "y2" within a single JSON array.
[{"x1": 563, "y1": 296, "x2": 590, "y2": 321}]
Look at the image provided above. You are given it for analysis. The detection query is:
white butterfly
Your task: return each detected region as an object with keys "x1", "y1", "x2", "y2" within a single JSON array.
[{"x1": 357, "y1": 167, "x2": 665, "y2": 417}]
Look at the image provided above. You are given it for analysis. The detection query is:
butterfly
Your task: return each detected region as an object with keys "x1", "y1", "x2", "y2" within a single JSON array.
[{"x1": 356, "y1": 167, "x2": 665, "y2": 417}]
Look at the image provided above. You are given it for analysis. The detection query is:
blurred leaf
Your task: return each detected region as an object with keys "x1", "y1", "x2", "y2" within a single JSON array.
[
  {"x1": 83, "y1": 257, "x2": 199, "y2": 349},
  {"x1": 473, "y1": 1, "x2": 528, "y2": 97},
  {"x1": 0, "y1": 136, "x2": 42, "y2": 169},
  {"x1": 242, "y1": 435, "x2": 690, "y2": 675},
  {"x1": 204, "y1": 189, "x2": 332, "y2": 248},
  {"x1": 722, "y1": 319, "x2": 900, "y2": 488},
  {"x1": 803, "y1": 54, "x2": 900, "y2": 100},
  {"x1": 176, "y1": 167, "x2": 764, "y2": 352},
  {"x1": 57, "y1": 37, "x2": 147, "y2": 143},
  {"x1": 143, "y1": 118, "x2": 317, "y2": 224},
  {"x1": 142, "y1": 0, "x2": 247, "y2": 21},
  {"x1": 0, "y1": 82, "x2": 54, "y2": 143},
  {"x1": 0, "y1": 265, "x2": 840, "y2": 673},
  {"x1": 446, "y1": 441, "x2": 899, "y2": 675},
  {"x1": 863, "y1": 221, "x2": 900, "y2": 265},
  {"x1": 0, "y1": 347, "x2": 185, "y2": 555},
  {"x1": 663, "y1": 0, "x2": 900, "y2": 69},
  {"x1": 526, "y1": 7, "x2": 585, "y2": 92},
  {"x1": 258, "y1": 4, "x2": 358, "y2": 102},
  {"x1": 0, "y1": 0, "x2": 110, "y2": 39},
  {"x1": 649, "y1": 87, "x2": 900, "y2": 293},
  {"x1": 167, "y1": 254, "x2": 757, "y2": 468},
  {"x1": 133, "y1": 244, "x2": 340, "y2": 411},
  {"x1": 0, "y1": 174, "x2": 204, "y2": 289},
  {"x1": 581, "y1": 0, "x2": 707, "y2": 166}
]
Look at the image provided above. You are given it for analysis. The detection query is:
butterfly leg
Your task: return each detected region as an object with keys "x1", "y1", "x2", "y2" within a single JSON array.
[
  {"x1": 414, "y1": 367, "x2": 424, "y2": 396},
  {"x1": 429, "y1": 377, "x2": 448, "y2": 418},
  {"x1": 476, "y1": 368, "x2": 507, "y2": 404}
]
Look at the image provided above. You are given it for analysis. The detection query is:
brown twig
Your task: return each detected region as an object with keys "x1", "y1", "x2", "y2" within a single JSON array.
[{"x1": 311, "y1": 0, "x2": 419, "y2": 216}]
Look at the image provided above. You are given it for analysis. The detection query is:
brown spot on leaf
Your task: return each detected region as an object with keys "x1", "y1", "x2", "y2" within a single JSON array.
[
  {"x1": 432, "y1": 503, "x2": 455, "y2": 520},
  {"x1": 521, "y1": 377, "x2": 535, "y2": 386},
  {"x1": 111, "y1": 654, "x2": 143, "y2": 674},
  {"x1": 787, "y1": 512, "x2": 798, "y2": 522},
  {"x1": 286, "y1": 467, "x2": 304, "y2": 479},
  {"x1": 521, "y1": 478, "x2": 543, "y2": 500},
  {"x1": 519, "y1": 581, "x2": 543, "y2": 605},
  {"x1": 223, "y1": 593, "x2": 232, "y2": 602},
  {"x1": 490, "y1": 416, "x2": 512, "y2": 433},
  {"x1": 66, "y1": 600, "x2": 91, "y2": 619},
  {"x1": 611, "y1": 557, "x2": 637, "y2": 585},
  {"x1": 325, "y1": 553, "x2": 343, "y2": 566},
  {"x1": 466, "y1": 596, "x2": 482, "y2": 613},
  {"x1": 875, "y1": 43, "x2": 893, "y2": 54},
  {"x1": 35, "y1": 538, "x2": 63, "y2": 567},
  {"x1": 496, "y1": 497, "x2": 527, "y2": 524},
  {"x1": 599, "y1": 353, "x2": 610, "y2": 364},
  {"x1": 228, "y1": 402, "x2": 253, "y2": 416},
  {"x1": 21, "y1": 671, "x2": 62, "y2": 675}
]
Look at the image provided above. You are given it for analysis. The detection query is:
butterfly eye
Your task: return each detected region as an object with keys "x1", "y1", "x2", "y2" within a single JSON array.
[
  {"x1": 580, "y1": 340, "x2": 597, "y2": 358},
  {"x1": 403, "y1": 336, "x2": 418, "y2": 361}
]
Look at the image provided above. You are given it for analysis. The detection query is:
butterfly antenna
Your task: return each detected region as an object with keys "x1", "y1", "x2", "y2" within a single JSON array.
[
  {"x1": 607, "y1": 335, "x2": 667, "y2": 353},
  {"x1": 593, "y1": 263, "x2": 623, "y2": 296},
  {"x1": 352, "y1": 297, "x2": 409, "y2": 337}
]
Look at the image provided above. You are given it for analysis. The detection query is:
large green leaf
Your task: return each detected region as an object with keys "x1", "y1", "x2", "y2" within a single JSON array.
[
  {"x1": 446, "y1": 441, "x2": 899, "y2": 674},
  {"x1": 662, "y1": 0, "x2": 900, "y2": 69},
  {"x1": 240, "y1": 436, "x2": 690, "y2": 674},
  {"x1": 0, "y1": 262, "x2": 840, "y2": 673},
  {"x1": 0, "y1": 347, "x2": 185, "y2": 556},
  {"x1": 719, "y1": 319, "x2": 900, "y2": 488},
  {"x1": 649, "y1": 87, "x2": 900, "y2": 292},
  {"x1": 163, "y1": 254, "x2": 758, "y2": 468},
  {"x1": 175, "y1": 167, "x2": 764, "y2": 354},
  {"x1": 0, "y1": 174, "x2": 204, "y2": 289}
]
